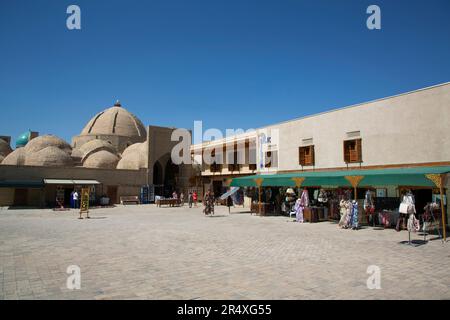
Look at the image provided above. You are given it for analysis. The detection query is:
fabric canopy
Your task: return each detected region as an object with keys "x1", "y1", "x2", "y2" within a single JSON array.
[
  {"x1": 219, "y1": 187, "x2": 240, "y2": 200},
  {"x1": 230, "y1": 166, "x2": 450, "y2": 188}
]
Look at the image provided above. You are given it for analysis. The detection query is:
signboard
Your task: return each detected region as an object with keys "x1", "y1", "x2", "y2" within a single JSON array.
[
  {"x1": 140, "y1": 185, "x2": 155, "y2": 204},
  {"x1": 79, "y1": 187, "x2": 90, "y2": 218}
]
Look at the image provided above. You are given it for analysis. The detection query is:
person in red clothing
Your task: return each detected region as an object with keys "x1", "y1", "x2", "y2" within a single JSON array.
[{"x1": 192, "y1": 191, "x2": 198, "y2": 207}]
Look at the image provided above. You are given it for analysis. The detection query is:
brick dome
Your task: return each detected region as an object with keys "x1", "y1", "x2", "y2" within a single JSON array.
[{"x1": 80, "y1": 102, "x2": 146, "y2": 141}]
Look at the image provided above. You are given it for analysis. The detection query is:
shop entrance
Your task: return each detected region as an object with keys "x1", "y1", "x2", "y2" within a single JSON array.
[
  {"x1": 64, "y1": 188, "x2": 74, "y2": 207},
  {"x1": 412, "y1": 189, "x2": 432, "y2": 216}
]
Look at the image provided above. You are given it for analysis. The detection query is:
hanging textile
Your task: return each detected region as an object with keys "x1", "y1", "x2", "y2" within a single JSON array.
[
  {"x1": 351, "y1": 200, "x2": 359, "y2": 229},
  {"x1": 363, "y1": 190, "x2": 374, "y2": 211},
  {"x1": 399, "y1": 192, "x2": 416, "y2": 214},
  {"x1": 318, "y1": 189, "x2": 328, "y2": 203},
  {"x1": 339, "y1": 199, "x2": 352, "y2": 228},
  {"x1": 296, "y1": 189, "x2": 309, "y2": 223}
]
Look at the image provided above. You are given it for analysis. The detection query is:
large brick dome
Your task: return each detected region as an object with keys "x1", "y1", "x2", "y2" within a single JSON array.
[
  {"x1": 80, "y1": 101, "x2": 146, "y2": 141},
  {"x1": 73, "y1": 101, "x2": 147, "y2": 153}
]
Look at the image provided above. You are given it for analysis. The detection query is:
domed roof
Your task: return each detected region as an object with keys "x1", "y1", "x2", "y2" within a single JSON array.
[
  {"x1": 83, "y1": 150, "x2": 120, "y2": 169},
  {"x1": 0, "y1": 138, "x2": 12, "y2": 157},
  {"x1": 25, "y1": 146, "x2": 74, "y2": 167},
  {"x1": 70, "y1": 148, "x2": 83, "y2": 160},
  {"x1": 1, "y1": 148, "x2": 26, "y2": 166},
  {"x1": 116, "y1": 142, "x2": 147, "y2": 170},
  {"x1": 78, "y1": 139, "x2": 117, "y2": 157},
  {"x1": 80, "y1": 102, "x2": 146, "y2": 141},
  {"x1": 16, "y1": 131, "x2": 31, "y2": 148},
  {"x1": 25, "y1": 135, "x2": 72, "y2": 154}
]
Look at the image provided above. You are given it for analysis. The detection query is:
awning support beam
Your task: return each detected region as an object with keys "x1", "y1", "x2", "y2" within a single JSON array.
[
  {"x1": 425, "y1": 174, "x2": 447, "y2": 242},
  {"x1": 344, "y1": 175, "x2": 364, "y2": 200},
  {"x1": 254, "y1": 178, "x2": 264, "y2": 215}
]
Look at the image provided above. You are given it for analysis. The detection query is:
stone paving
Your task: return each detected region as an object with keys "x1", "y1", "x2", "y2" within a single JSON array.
[{"x1": 0, "y1": 204, "x2": 449, "y2": 300}]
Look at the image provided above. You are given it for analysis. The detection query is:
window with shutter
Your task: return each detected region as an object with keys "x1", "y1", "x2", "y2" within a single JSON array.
[
  {"x1": 299, "y1": 145, "x2": 315, "y2": 166},
  {"x1": 344, "y1": 139, "x2": 362, "y2": 163}
]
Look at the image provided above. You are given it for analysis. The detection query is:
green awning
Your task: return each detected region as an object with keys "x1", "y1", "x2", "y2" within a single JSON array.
[{"x1": 230, "y1": 166, "x2": 450, "y2": 188}]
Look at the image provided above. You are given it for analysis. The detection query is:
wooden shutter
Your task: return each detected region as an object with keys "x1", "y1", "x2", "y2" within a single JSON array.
[
  {"x1": 299, "y1": 147, "x2": 305, "y2": 165},
  {"x1": 344, "y1": 139, "x2": 362, "y2": 163},
  {"x1": 356, "y1": 139, "x2": 362, "y2": 162},
  {"x1": 309, "y1": 145, "x2": 315, "y2": 165},
  {"x1": 299, "y1": 146, "x2": 315, "y2": 166},
  {"x1": 343, "y1": 141, "x2": 350, "y2": 163}
]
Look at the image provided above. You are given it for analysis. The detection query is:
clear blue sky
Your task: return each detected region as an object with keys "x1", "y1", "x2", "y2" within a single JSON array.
[{"x1": 1, "y1": 0, "x2": 449, "y2": 146}]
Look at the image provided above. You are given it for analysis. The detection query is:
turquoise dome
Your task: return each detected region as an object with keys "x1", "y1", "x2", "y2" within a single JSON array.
[{"x1": 16, "y1": 131, "x2": 31, "y2": 148}]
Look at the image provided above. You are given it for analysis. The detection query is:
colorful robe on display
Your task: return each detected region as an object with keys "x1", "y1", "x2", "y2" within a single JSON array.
[
  {"x1": 296, "y1": 190, "x2": 309, "y2": 223},
  {"x1": 338, "y1": 200, "x2": 349, "y2": 228},
  {"x1": 351, "y1": 201, "x2": 359, "y2": 228}
]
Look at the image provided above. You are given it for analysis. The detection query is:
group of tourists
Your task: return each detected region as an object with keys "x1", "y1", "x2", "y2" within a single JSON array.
[
  {"x1": 171, "y1": 189, "x2": 234, "y2": 215},
  {"x1": 172, "y1": 190, "x2": 198, "y2": 208}
]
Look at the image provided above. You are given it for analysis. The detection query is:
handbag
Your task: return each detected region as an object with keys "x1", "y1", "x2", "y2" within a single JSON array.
[{"x1": 399, "y1": 203, "x2": 409, "y2": 214}]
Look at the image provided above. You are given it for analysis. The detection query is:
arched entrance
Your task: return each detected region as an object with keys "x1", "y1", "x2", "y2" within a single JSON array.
[
  {"x1": 164, "y1": 158, "x2": 179, "y2": 196},
  {"x1": 153, "y1": 161, "x2": 163, "y2": 185}
]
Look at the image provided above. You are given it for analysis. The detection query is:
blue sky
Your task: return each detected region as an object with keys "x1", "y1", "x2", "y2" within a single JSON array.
[{"x1": 1, "y1": 0, "x2": 449, "y2": 146}]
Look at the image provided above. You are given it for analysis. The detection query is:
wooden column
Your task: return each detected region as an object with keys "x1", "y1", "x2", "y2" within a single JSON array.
[
  {"x1": 254, "y1": 178, "x2": 264, "y2": 215},
  {"x1": 426, "y1": 174, "x2": 447, "y2": 242},
  {"x1": 345, "y1": 175, "x2": 365, "y2": 224},
  {"x1": 345, "y1": 176, "x2": 364, "y2": 200},
  {"x1": 292, "y1": 177, "x2": 306, "y2": 197}
]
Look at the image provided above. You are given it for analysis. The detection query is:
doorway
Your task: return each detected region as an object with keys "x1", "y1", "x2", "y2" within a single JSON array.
[
  {"x1": 13, "y1": 188, "x2": 28, "y2": 206},
  {"x1": 107, "y1": 186, "x2": 118, "y2": 204}
]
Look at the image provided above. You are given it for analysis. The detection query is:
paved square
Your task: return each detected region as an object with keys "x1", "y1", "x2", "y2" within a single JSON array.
[{"x1": 0, "y1": 205, "x2": 449, "y2": 300}]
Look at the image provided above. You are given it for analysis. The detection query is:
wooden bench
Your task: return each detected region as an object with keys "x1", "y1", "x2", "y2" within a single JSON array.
[
  {"x1": 156, "y1": 198, "x2": 180, "y2": 207},
  {"x1": 120, "y1": 196, "x2": 140, "y2": 205}
]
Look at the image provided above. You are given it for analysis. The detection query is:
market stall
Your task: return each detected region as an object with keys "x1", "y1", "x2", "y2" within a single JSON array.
[{"x1": 230, "y1": 166, "x2": 450, "y2": 241}]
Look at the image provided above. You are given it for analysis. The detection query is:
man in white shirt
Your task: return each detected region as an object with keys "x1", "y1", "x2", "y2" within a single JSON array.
[{"x1": 73, "y1": 190, "x2": 79, "y2": 209}]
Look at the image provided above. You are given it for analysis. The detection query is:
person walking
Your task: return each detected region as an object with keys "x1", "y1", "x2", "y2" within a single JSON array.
[
  {"x1": 188, "y1": 192, "x2": 193, "y2": 208},
  {"x1": 203, "y1": 190, "x2": 214, "y2": 215},
  {"x1": 193, "y1": 191, "x2": 198, "y2": 207},
  {"x1": 226, "y1": 195, "x2": 233, "y2": 214},
  {"x1": 180, "y1": 192, "x2": 184, "y2": 206}
]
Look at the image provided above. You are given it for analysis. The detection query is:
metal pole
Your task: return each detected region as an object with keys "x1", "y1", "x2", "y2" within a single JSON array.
[{"x1": 440, "y1": 175, "x2": 447, "y2": 242}]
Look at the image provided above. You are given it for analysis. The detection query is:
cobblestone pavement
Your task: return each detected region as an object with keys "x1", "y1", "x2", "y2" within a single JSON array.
[{"x1": 0, "y1": 205, "x2": 449, "y2": 300}]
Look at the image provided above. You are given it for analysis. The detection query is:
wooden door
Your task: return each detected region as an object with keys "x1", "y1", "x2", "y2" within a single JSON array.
[{"x1": 107, "y1": 186, "x2": 118, "y2": 204}]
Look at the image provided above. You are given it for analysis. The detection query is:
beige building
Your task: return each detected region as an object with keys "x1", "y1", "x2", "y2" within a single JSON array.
[
  {"x1": 191, "y1": 82, "x2": 450, "y2": 222},
  {"x1": 0, "y1": 102, "x2": 195, "y2": 207}
]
